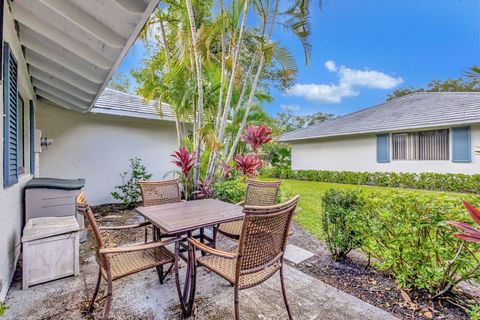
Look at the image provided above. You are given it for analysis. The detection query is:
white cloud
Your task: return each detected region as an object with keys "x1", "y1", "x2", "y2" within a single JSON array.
[
  {"x1": 287, "y1": 83, "x2": 358, "y2": 103},
  {"x1": 324, "y1": 60, "x2": 337, "y2": 72},
  {"x1": 286, "y1": 60, "x2": 403, "y2": 103},
  {"x1": 339, "y1": 66, "x2": 403, "y2": 89},
  {"x1": 280, "y1": 104, "x2": 301, "y2": 112}
]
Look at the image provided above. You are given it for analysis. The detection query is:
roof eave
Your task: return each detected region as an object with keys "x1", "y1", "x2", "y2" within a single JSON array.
[
  {"x1": 86, "y1": 0, "x2": 160, "y2": 112},
  {"x1": 279, "y1": 119, "x2": 480, "y2": 143}
]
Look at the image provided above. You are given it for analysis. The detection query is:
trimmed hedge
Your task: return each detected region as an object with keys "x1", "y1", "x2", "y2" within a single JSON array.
[
  {"x1": 263, "y1": 168, "x2": 480, "y2": 194},
  {"x1": 321, "y1": 188, "x2": 480, "y2": 293}
]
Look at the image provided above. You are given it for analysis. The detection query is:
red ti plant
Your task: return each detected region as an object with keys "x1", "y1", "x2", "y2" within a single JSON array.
[
  {"x1": 437, "y1": 200, "x2": 480, "y2": 297},
  {"x1": 192, "y1": 179, "x2": 214, "y2": 199},
  {"x1": 234, "y1": 154, "x2": 262, "y2": 178},
  {"x1": 447, "y1": 200, "x2": 480, "y2": 244},
  {"x1": 171, "y1": 147, "x2": 196, "y2": 199},
  {"x1": 241, "y1": 124, "x2": 273, "y2": 153},
  {"x1": 220, "y1": 160, "x2": 234, "y2": 179},
  {"x1": 171, "y1": 147, "x2": 196, "y2": 176}
]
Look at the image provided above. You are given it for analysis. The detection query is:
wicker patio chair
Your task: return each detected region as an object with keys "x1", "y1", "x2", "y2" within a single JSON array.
[
  {"x1": 76, "y1": 193, "x2": 180, "y2": 320},
  {"x1": 138, "y1": 179, "x2": 182, "y2": 206},
  {"x1": 189, "y1": 195, "x2": 300, "y2": 319},
  {"x1": 216, "y1": 180, "x2": 281, "y2": 240},
  {"x1": 138, "y1": 178, "x2": 211, "y2": 257}
]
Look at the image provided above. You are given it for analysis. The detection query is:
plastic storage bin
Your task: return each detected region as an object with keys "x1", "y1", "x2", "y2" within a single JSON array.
[
  {"x1": 25, "y1": 178, "x2": 86, "y2": 242},
  {"x1": 22, "y1": 216, "x2": 80, "y2": 289}
]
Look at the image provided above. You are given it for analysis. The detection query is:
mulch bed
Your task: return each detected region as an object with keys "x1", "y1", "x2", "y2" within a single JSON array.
[{"x1": 287, "y1": 222, "x2": 475, "y2": 320}]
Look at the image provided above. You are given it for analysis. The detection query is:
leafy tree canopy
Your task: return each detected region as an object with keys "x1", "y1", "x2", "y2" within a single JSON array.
[
  {"x1": 108, "y1": 71, "x2": 132, "y2": 93},
  {"x1": 273, "y1": 110, "x2": 335, "y2": 133},
  {"x1": 387, "y1": 68, "x2": 480, "y2": 101}
]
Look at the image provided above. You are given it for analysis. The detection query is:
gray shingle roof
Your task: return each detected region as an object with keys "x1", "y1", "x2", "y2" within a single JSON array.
[
  {"x1": 91, "y1": 88, "x2": 176, "y2": 121},
  {"x1": 279, "y1": 92, "x2": 480, "y2": 142}
]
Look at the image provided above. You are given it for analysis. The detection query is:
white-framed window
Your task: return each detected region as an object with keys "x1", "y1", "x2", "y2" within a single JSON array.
[{"x1": 392, "y1": 129, "x2": 449, "y2": 161}]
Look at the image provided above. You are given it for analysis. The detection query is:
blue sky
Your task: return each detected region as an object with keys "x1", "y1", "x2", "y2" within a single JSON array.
[{"x1": 116, "y1": 0, "x2": 480, "y2": 117}]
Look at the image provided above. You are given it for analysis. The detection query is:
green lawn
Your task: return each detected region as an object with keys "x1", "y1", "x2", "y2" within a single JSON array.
[{"x1": 274, "y1": 179, "x2": 472, "y2": 240}]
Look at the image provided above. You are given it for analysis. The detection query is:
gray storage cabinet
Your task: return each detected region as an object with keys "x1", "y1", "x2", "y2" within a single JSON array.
[
  {"x1": 25, "y1": 178, "x2": 85, "y2": 221},
  {"x1": 25, "y1": 178, "x2": 86, "y2": 241},
  {"x1": 22, "y1": 216, "x2": 80, "y2": 289}
]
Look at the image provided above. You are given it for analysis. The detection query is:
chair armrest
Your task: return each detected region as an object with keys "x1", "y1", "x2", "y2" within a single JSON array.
[
  {"x1": 99, "y1": 237, "x2": 180, "y2": 254},
  {"x1": 188, "y1": 238, "x2": 237, "y2": 259},
  {"x1": 235, "y1": 200, "x2": 245, "y2": 206},
  {"x1": 99, "y1": 221, "x2": 151, "y2": 231}
]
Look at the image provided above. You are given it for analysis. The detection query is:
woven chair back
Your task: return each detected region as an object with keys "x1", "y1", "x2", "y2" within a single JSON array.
[
  {"x1": 139, "y1": 179, "x2": 182, "y2": 206},
  {"x1": 244, "y1": 180, "x2": 281, "y2": 206},
  {"x1": 76, "y1": 193, "x2": 109, "y2": 269},
  {"x1": 237, "y1": 196, "x2": 299, "y2": 273}
]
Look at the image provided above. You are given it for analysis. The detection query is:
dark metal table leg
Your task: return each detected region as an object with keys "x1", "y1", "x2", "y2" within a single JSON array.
[
  {"x1": 199, "y1": 227, "x2": 206, "y2": 257},
  {"x1": 176, "y1": 231, "x2": 197, "y2": 318}
]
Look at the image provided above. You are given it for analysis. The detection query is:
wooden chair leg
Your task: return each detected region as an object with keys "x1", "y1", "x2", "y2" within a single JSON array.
[
  {"x1": 88, "y1": 268, "x2": 102, "y2": 314},
  {"x1": 103, "y1": 274, "x2": 113, "y2": 320},
  {"x1": 156, "y1": 265, "x2": 164, "y2": 284},
  {"x1": 234, "y1": 285, "x2": 240, "y2": 320},
  {"x1": 280, "y1": 266, "x2": 293, "y2": 320}
]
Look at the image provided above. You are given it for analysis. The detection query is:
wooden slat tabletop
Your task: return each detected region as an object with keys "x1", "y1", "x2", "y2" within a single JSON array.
[{"x1": 135, "y1": 199, "x2": 244, "y2": 234}]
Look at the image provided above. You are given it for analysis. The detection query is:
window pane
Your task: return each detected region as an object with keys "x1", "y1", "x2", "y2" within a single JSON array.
[
  {"x1": 393, "y1": 129, "x2": 449, "y2": 161},
  {"x1": 418, "y1": 129, "x2": 449, "y2": 160}
]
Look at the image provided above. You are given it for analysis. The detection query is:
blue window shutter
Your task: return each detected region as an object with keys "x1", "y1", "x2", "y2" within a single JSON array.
[
  {"x1": 29, "y1": 100, "x2": 35, "y2": 175},
  {"x1": 3, "y1": 42, "x2": 19, "y2": 187},
  {"x1": 376, "y1": 133, "x2": 390, "y2": 163},
  {"x1": 452, "y1": 126, "x2": 471, "y2": 163}
]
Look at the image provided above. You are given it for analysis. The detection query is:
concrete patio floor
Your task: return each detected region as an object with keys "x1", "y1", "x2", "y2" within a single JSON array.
[{"x1": 3, "y1": 251, "x2": 398, "y2": 320}]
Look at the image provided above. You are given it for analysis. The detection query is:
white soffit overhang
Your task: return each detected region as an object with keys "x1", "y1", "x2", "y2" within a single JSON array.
[{"x1": 9, "y1": 0, "x2": 159, "y2": 112}]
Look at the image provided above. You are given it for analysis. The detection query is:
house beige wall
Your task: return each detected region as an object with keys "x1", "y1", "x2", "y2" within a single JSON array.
[
  {"x1": 291, "y1": 125, "x2": 480, "y2": 174},
  {"x1": 37, "y1": 102, "x2": 179, "y2": 205},
  {"x1": 0, "y1": 2, "x2": 37, "y2": 300}
]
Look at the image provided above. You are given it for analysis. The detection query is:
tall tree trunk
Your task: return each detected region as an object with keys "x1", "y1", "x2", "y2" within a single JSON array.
[
  {"x1": 214, "y1": 0, "x2": 226, "y2": 135},
  {"x1": 225, "y1": 0, "x2": 279, "y2": 169},
  {"x1": 186, "y1": 0, "x2": 204, "y2": 181},
  {"x1": 232, "y1": 54, "x2": 256, "y2": 114},
  {"x1": 216, "y1": 0, "x2": 249, "y2": 143},
  {"x1": 158, "y1": 13, "x2": 183, "y2": 147},
  {"x1": 225, "y1": 54, "x2": 265, "y2": 165},
  {"x1": 206, "y1": 52, "x2": 257, "y2": 180},
  {"x1": 206, "y1": 0, "x2": 249, "y2": 180},
  {"x1": 174, "y1": 118, "x2": 183, "y2": 147}
]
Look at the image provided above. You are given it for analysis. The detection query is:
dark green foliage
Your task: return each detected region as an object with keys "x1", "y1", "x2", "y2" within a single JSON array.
[
  {"x1": 362, "y1": 191, "x2": 480, "y2": 293},
  {"x1": 111, "y1": 158, "x2": 152, "y2": 209},
  {"x1": 321, "y1": 189, "x2": 365, "y2": 261},
  {"x1": 264, "y1": 168, "x2": 480, "y2": 194},
  {"x1": 0, "y1": 302, "x2": 8, "y2": 316},
  {"x1": 213, "y1": 179, "x2": 246, "y2": 204},
  {"x1": 319, "y1": 187, "x2": 480, "y2": 294},
  {"x1": 262, "y1": 142, "x2": 291, "y2": 169},
  {"x1": 386, "y1": 74, "x2": 480, "y2": 101}
]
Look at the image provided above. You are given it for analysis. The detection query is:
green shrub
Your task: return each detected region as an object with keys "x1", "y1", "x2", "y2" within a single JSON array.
[
  {"x1": 321, "y1": 189, "x2": 366, "y2": 261},
  {"x1": 111, "y1": 158, "x2": 152, "y2": 208},
  {"x1": 213, "y1": 179, "x2": 246, "y2": 204},
  {"x1": 362, "y1": 191, "x2": 480, "y2": 293},
  {"x1": 263, "y1": 168, "x2": 480, "y2": 194},
  {"x1": 0, "y1": 302, "x2": 8, "y2": 316},
  {"x1": 320, "y1": 187, "x2": 480, "y2": 293}
]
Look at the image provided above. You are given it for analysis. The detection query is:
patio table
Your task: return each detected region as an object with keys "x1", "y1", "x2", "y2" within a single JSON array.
[{"x1": 135, "y1": 198, "x2": 244, "y2": 317}]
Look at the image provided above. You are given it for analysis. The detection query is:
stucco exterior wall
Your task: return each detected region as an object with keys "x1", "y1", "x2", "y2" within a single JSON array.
[
  {"x1": 0, "y1": 3, "x2": 37, "y2": 300},
  {"x1": 291, "y1": 125, "x2": 480, "y2": 174},
  {"x1": 37, "y1": 102, "x2": 179, "y2": 205}
]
